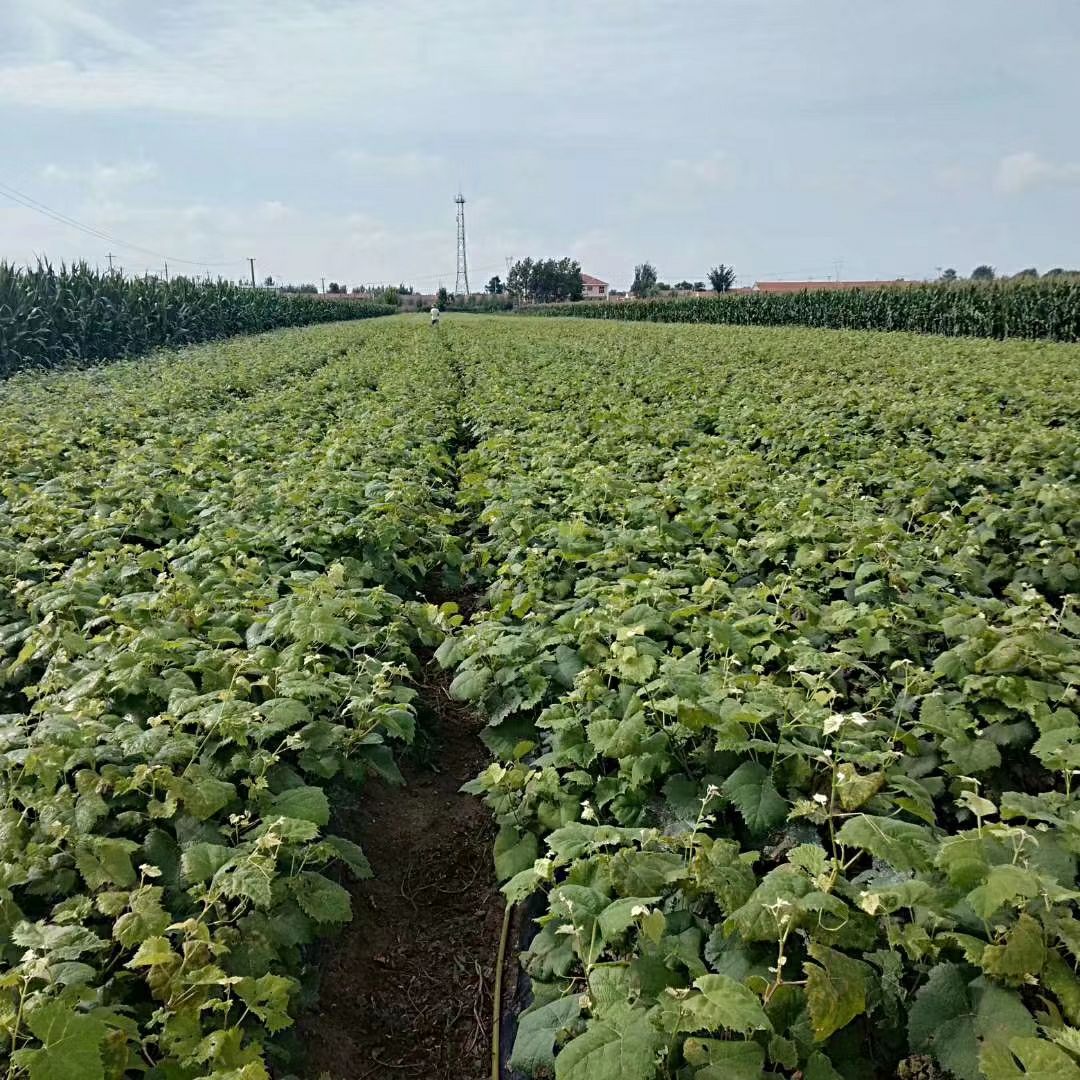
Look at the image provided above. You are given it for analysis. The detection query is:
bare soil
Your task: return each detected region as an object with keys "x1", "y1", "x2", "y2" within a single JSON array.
[{"x1": 299, "y1": 662, "x2": 501, "y2": 1080}]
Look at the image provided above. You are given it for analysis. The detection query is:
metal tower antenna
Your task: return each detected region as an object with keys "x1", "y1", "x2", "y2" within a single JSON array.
[{"x1": 454, "y1": 192, "x2": 470, "y2": 296}]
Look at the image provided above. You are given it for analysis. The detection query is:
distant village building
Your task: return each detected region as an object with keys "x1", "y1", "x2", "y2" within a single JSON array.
[{"x1": 581, "y1": 273, "x2": 609, "y2": 299}]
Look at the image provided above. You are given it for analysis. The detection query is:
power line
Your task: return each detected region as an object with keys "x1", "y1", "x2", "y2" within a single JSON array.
[
  {"x1": 392, "y1": 260, "x2": 505, "y2": 287},
  {"x1": 1, "y1": 172, "x2": 505, "y2": 288},
  {"x1": 0, "y1": 177, "x2": 243, "y2": 269}
]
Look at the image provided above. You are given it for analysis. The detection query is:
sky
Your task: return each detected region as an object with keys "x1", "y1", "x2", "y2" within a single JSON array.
[{"x1": 1, "y1": 0, "x2": 1079, "y2": 291}]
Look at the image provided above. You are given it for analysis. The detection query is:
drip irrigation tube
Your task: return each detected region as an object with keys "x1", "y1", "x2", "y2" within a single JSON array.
[{"x1": 491, "y1": 901, "x2": 513, "y2": 1080}]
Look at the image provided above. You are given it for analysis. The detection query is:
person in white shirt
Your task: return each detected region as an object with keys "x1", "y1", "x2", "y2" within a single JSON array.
[{"x1": 430, "y1": 305, "x2": 440, "y2": 326}]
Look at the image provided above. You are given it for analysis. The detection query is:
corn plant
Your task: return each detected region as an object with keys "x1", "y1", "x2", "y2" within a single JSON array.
[
  {"x1": 536, "y1": 279, "x2": 1080, "y2": 341},
  {"x1": 0, "y1": 262, "x2": 394, "y2": 378}
]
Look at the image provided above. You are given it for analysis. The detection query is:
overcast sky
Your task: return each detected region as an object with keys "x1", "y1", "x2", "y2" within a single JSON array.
[{"x1": 2, "y1": 1, "x2": 1079, "y2": 290}]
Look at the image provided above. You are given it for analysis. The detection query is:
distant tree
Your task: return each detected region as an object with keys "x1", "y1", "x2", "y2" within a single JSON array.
[
  {"x1": 971, "y1": 265, "x2": 995, "y2": 281},
  {"x1": 507, "y1": 258, "x2": 532, "y2": 302},
  {"x1": 263, "y1": 275, "x2": 274, "y2": 287},
  {"x1": 939, "y1": 268, "x2": 958, "y2": 282},
  {"x1": 1012, "y1": 267, "x2": 1039, "y2": 279},
  {"x1": 398, "y1": 282, "x2": 414, "y2": 295},
  {"x1": 506, "y1": 258, "x2": 582, "y2": 303},
  {"x1": 486, "y1": 275, "x2": 505, "y2": 294},
  {"x1": 708, "y1": 264, "x2": 737, "y2": 292},
  {"x1": 631, "y1": 262, "x2": 657, "y2": 298},
  {"x1": 327, "y1": 281, "x2": 343, "y2": 294},
  {"x1": 382, "y1": 286, "x2": 400, "y2": 305},
  {"x1": 674, "y1": 280, "x2": 695, "y2": 291},
  {"x1": 693, "y1": 280, "x2": 705, "y2": 291},
  {"x1": 436, "y1": 286, "x2": 449, "y2": 308},
  {"x1": 562, "y1": 258, "x2": 584, "y2": 301}
]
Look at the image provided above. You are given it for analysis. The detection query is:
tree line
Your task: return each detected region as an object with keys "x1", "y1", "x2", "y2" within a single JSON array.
[
  {"x1": 630, "y1": 262, "x2": 737, "y2": 298},
  {"x1": 942, "y1": 265, "x2": 1080, "y2": 282}
]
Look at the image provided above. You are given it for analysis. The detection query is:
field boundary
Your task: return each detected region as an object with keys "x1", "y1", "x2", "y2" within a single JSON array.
[{"x1": 531, "y1": 278, "x2": 1080, "y2": 341}]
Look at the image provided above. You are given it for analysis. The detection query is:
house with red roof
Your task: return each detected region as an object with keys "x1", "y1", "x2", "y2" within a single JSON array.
[{"x1": 581, "y1": 273, "x2": 608, "y2": 299}]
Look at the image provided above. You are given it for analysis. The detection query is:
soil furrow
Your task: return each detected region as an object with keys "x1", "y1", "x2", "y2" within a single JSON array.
[{"x1": 299, "y1": 661, "x2": 500, "y2": 1079}]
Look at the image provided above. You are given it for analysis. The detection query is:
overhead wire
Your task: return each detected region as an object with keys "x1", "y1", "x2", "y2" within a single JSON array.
[
  {"x1": 1, "y1": 177, "x2": 523, "y2": 286},
  {"x1": 0, "y1": 177, "x2": 244, "y2": 269}
]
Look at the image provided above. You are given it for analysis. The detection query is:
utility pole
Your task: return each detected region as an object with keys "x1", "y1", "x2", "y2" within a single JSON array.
[
  {"x1": 248, "y1": 258, "x2": 256, "y2": 288},
  {"x1": 321, "y1": 277, "x2": 326, "y2": 294},
  {"x1": 454, "y1": 192, "x2": 470, "y2": 296},
  {"x1": 163, "y1": 260, "x2": 169, "y2": 283},
  {"x1": 106, "y1": 252, "x2": 115, "y2": 273}
]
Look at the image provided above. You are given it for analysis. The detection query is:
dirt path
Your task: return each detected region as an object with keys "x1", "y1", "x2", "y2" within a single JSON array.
[{"x1": 300, "y1": 663, "x2": 502, "y2": 1079}]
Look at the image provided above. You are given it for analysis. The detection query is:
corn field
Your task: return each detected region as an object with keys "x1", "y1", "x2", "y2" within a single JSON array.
[
  {"x1": 536, "y1": 279, "x2": 1080, "y2": 341},
  {"x1": 0, "y1": 262, "x2": 394, "y2": 378}
]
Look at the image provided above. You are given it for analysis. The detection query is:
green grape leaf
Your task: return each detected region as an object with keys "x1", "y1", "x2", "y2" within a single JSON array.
[
  {"x1": 835, "y1": 814, "x2": 934, "y2": 872},
  {"x1": 180, "y1": 843, "x2": 234, "y2": 884},
  {"x1": 768, "y1": 1034, "x2": 799, "y2": 1069},
  {"x1": 113, "y1": 887, "x2": 170, "y2": 948},
  {"x1": 289, "y1": 871, "x2": 352, "y2": 923},
  {"x1": 596, "y1": 896, "x2": 659, "y2": 941},
  {"x1": 721, "y1": 761, "x2": 788, "y2": 835},
  {"x1": 683, "y1": 1036, "x2": 765, "y2": 1080},
  {"x1": 835, "y1": 763, "x2": 885, "y2": 810},
  {"x1": 449, "y1": 666, "x2": 491, "y2": 701},
  {"x1": 909, "y1": 965, "x2": 1037, "y2": 1080},
  {"x1": 980, "y1": 1036, "x2": 1080, "y2": 1080},
  {"x1": 494, "y1": 826, "x2": 539, "y2": 883},
  {"x1": 554, "y1": 1004, "x2": 661, "y2": 1080},
  {"x1": 21, "y1": 1001, "x2": 108, "y2": 1080},
  {"x1": 324, "y1": 835, "x2": 373, "y2": 880},
  {"x1": 967, "y1": 865, "x2": 1042, "y2": 920},
  {"x1": 235, "y1": 973, "x2": 297, "y2": 1034},
  {"x1": 662, "y1": 973, "x2": 772, "y2": 1034},
  {"x1": 980, "y1": 914, "x2": 1046, "y2": 981},
  {"x1": 219, "y1": 856, "x2": 276, "y2": 909},
  {"x1": 804, "y1": 1051, "x2": 845, "y2": 1080},
  {"x1": 510, "y1": 995, "x2": 583, "y2": 1074},
  {"x1": 126, "y1": 936, "x2": 177, "y2": 968},
  {"x1": 266, "y1": 786, "x2": 330, "y2": 828},
  {"x1": 181, "y1": 775, "x2": 236, "y2": 821},
  {"x1": 74, "y1": 838, "x2": 139, "y2": 890},
  {"x1": 804, "y1": 943, "x2": 869, "y2": 1042}
]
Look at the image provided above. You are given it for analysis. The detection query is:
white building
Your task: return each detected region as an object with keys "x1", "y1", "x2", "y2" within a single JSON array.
[{"x1": 581, "y1": 273, "x2": 609, "y2": 300}]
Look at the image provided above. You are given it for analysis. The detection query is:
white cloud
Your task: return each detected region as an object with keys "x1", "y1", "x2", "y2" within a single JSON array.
[
  {"x1": 568, "y1": 229, "x2": 629, "y2": 288},
  {"x1": 0, "y1": 59, "x2": 251, "y2": 115},
  {"x1": 666, "y1": 152, "x2": 736, "y2": 190},
  {"x1": 256, "y1": 200, "x2": 291, "y2": 222},
  {"x1": 42, "y1": 160, "x2": 159, "y2": 189},
  {"x1": 41, "y1": 0, "x2": 161, "y2": 62},
  {"x1": 937, "y1": 163, "x2": 976, "y2": 192},
  {"x1": 339, "y1": 150, "x2": 444, "y2": 178},
  {"x1": 994, "y1": 151, "x2": 1080, "y2": 195},
  {"x1": 0, "y1": 3, "x2": 429, "y2": 119}
]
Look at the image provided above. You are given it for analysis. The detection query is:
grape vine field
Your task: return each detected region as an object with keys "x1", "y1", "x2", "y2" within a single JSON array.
[{"x1": 0, "y1": 316, "x2": 1077, "y2": 1080}]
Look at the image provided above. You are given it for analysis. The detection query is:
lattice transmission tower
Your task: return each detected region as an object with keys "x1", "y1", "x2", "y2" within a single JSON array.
[{"x1": 454, "y1": 192, "x2": 470, "y2": 296}]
